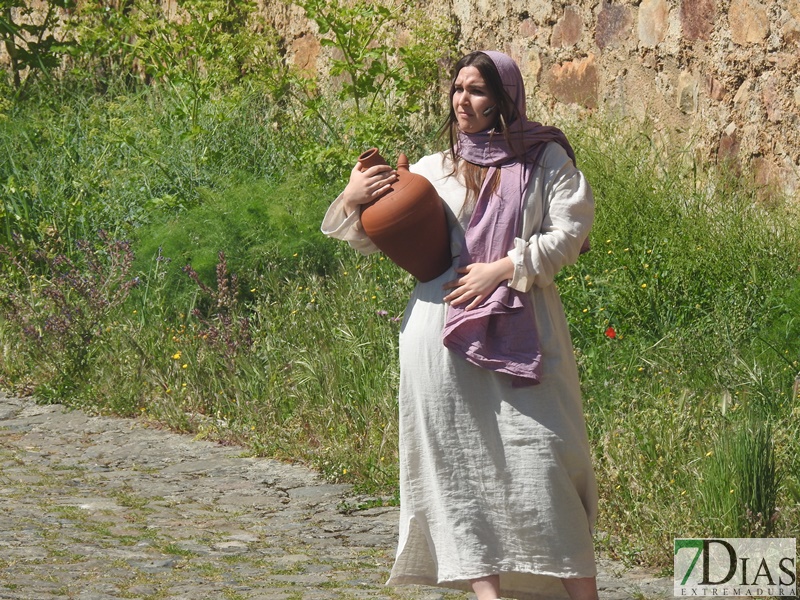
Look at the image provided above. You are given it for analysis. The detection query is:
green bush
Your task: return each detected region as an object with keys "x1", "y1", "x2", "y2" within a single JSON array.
[
  {"x1": 133, "y1": 177, "x2": 338, "y2": 298},
  {"x1": 290, "y1": 0, "x2": 455, "y2": 181},
  {"x1": 0, "y1": 81, "x2": 295, "y2": 249}
]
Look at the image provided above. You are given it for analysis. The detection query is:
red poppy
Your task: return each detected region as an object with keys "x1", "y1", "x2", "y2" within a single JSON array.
[{"x1": 605, "y1": 326, "x2": 617, "y2": 339}]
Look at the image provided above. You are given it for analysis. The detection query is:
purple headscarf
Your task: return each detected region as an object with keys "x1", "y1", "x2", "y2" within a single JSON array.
[{"x1": 441, "y1": 51, "x2": 577, "y2": 387}]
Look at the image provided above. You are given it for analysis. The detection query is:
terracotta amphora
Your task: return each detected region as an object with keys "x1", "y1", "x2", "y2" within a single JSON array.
[{"x1": 359, "y1": 148, "x2": 451, "y2": 282}]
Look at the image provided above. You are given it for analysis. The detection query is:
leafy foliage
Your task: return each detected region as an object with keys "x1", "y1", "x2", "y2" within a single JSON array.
[
  {"x1": 0, "y1": 230, "x2": 138, "y2": 400},
  {"x1": 293, "y1": 0, "x2": 455, "y2": 179},
  {"x1": 133, "y1": 177, "x2": 338, "y2": 299},
  {"x1": 700, "y1": 417, "x2": 778, "y2": 537},
  {"x1": 65, "y1": 0, "x2": 282, "y2": 119},
  {"x1": 0, "y1": 0, "x2": 74, "y2": 93},
  {"x1": 555, "y1": 119, "x2": 800, "y2": 563}
]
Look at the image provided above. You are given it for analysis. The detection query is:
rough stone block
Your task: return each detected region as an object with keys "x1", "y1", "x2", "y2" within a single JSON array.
[
  {"x1": 677, "y1": 70, "x2": 699, "y2": 113},
  {"x1": 755, "y1": 157, "x2": 799, "y2": 201},
  {"x1": 638, "y1": 0, "x2": 670, "y2": 48},
  {"x1": 706, "y1": 76, "x2": 727, "y2": 101},
  {"x1": 291, "y1": 34, "x2": 320, "y2": 76},
  {"x1": 753, "y1": 157, "x2": 781, "y2": 197},
  {"x1": 680, "y1": 0, "x2": 716, "y2": 41},
  {"x1": 596, "y1": 3, "x2": 633, "y2": 50},
  {"x1": 733, "y1": 79, "x2": 753, "y2": 108},
  {"x1": 729, "y1": 0, "x2": 770, "y2": 45},
  {"x1": 718, "y1": 128, "x2": 741, "y2": 165},
  {"x1": 789, "y1": 0, "x2": 800, "y2": 21},
  {"x1": 551, "y1": 6, "x2": 583, "y2": 48},
  {"x1": 548, "y1": 54, "x2": 599, "y2": 108},
  {"x1": 782, "y1": 19, "x2": 800, "y2": 47},
  {"x1": 761, "y1": 75, "x2": 783, "y2": 122},
  {"x1": 520, "y1": 18, "x2": 538, "y2": 38},
  {"x1": 522, "y1": 0, "x2": 556, "y2": 25},
  {"x1": 515, "y1": 48, "x2": 542, "y2": 92}
]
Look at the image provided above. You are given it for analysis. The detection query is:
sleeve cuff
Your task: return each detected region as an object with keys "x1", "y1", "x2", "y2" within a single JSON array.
[
  {"x1": 508, "y1": 237, "x2": 532, "y2": 292},
  {"x1": 320, "y1": 194, "x2": 379, "y2": 255}
]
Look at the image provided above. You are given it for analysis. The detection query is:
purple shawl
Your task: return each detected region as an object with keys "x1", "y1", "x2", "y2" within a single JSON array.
[{"x1": 441, "y1": 51, "x2": 576, "y2": 387}]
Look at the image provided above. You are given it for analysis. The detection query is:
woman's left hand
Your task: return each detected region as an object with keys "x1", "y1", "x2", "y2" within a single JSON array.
[{"x1": 443, "y1": 257, "x2": 514, "y2": 311}]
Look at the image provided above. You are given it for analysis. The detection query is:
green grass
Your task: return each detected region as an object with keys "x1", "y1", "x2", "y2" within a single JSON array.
[
  {"x1": 0, "y1": 80, "x2": 293, "y2": 249},
  {"x1": 1, "y1": 78, "x2": 799, "y2": 571},
  {"x1": 133, "y1": 177, "x2": 338, "y2": 298},
  {"x1": 558, "y1": 120, "x2": 800, "y2": 564}
]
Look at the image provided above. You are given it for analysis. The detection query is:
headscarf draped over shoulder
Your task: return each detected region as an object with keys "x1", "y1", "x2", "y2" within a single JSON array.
[{"x1": 442, "y1": 51, "x2": 578, "y2": 386}]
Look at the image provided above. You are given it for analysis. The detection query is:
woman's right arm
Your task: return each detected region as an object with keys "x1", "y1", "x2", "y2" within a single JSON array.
[{"x1": 320, "y1": 161, "x2": 397, "y2": 255}]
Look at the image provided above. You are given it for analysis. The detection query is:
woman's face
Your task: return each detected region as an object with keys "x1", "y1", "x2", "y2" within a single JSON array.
[{"x1": 452, "y1": 66, "x2": 497, "y2": 134}]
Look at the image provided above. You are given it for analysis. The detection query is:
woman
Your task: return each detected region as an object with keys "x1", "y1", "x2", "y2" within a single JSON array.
[{"x1": 322, "y1": 51, "x2": 598, "y2": 600}]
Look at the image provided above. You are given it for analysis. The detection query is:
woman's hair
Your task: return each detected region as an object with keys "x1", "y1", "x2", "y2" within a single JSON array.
[{"x1": 443, "y1": 51, "x2": 525, "y2": 209}]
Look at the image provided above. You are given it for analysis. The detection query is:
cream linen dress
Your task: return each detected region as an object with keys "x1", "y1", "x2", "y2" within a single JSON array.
[{"x1": 321, "y1": 142, "x2": 597, "y2": 600}]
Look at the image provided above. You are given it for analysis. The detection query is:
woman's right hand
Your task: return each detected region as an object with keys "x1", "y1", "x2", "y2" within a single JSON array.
[{"x1": 342, "y1": 162, "x2": 398, "y2": 216}]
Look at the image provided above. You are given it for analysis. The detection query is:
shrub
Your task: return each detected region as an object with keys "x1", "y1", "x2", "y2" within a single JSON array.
[
  {"x1": 132, "y1": 177, "x2": 339, "y2": 303},
  {"x1": 0, "y1": 230, "x2": 138, "y2": 401}
]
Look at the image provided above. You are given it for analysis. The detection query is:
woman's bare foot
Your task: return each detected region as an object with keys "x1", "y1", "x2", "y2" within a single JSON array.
[
  {"x1": 471, "y1": 574, "x2": 501, "y2": 600},
  {"x1": 561, "y1": 576, "x2": 599, "y2": 600}
]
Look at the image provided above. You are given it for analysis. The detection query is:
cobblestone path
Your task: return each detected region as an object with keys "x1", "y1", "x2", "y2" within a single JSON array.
[{"x1": 0, "y1": 393, "x2": 671, "y2": 600}]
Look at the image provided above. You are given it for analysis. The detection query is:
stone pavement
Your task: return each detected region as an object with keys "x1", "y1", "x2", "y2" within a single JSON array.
[{"x1": 0, "y1": 393, "x2": 672, "y2": 600}]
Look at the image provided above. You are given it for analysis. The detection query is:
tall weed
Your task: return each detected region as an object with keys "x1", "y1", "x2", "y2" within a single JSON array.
[
  {"x1": 0, "y1": 231, "x2": 138, "y2": 401},
  {"x1": 0, "y1": 82, "x2": 289, "y2": 249},
  {"x1": 122, "y1": 247, "x2": 408, "y2": 491},
  {"x1": 699, "y1": 416, "x2": 778, "y2": 537},
  {"x1": 287, "y1": 0, "x2": 455, "y2": 180},
  {"x1": 133, "y1": 177, "x2": 337, "y2": 301}
]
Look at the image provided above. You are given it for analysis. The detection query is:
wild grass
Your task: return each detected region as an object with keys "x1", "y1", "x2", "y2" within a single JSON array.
[
  {"x1": 558, "y1": 120, "x2": 800, "y2": 563},
  {"x1": 1, "y1": 79, "x2": 799, "y2": 569}
]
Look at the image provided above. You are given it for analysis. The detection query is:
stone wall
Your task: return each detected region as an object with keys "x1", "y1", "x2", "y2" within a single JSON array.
[
  {"x1": 3, "y1": 1, "x2": 797, "y2": 198},
  {"x1": 275, "y1": 0, "x2": 800, "y2": 200}
]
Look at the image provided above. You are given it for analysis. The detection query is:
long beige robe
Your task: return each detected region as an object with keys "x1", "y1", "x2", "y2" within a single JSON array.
[{"x1": 322, "y1": 142, "x2": 597, "y2": 600}]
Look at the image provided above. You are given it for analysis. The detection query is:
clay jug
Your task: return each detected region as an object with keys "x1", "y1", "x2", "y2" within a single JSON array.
[{"x1": 359, "y1": 148, "x2": 451, "y2": 282}]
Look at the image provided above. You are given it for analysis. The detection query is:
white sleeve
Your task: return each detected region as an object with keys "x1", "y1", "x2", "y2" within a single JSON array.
[
  {"x1": 320, "y1": 194, "x2": 380, "y2": 256},
  {"x1": 508, "y1": 143, "x2": 594, "y2": 292}
]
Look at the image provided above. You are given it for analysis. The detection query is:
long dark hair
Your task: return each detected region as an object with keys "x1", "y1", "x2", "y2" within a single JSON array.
[{"x1": 443, "y1": 51, "x2": 526, "y2": 208}]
